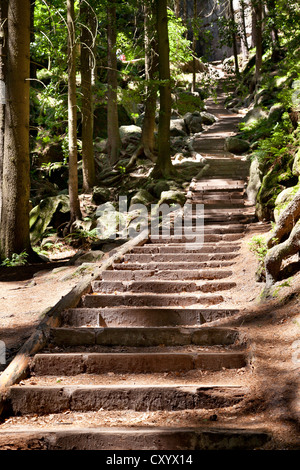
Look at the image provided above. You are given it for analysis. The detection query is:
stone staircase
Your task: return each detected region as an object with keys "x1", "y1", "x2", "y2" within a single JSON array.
[{"x1": 0, "y1": 172, "x2": 272, "y2": 450}]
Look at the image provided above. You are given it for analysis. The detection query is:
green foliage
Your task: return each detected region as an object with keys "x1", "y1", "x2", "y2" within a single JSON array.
[
  {"x1": 0, "y1": 251, "x2": 29, "y2": 267},
  {"x1": 248, "y1": 235, "x2": 268, "y2": 264},
  {"x1": 167, "y1": 9, "x2": 192, "y2": 68}
]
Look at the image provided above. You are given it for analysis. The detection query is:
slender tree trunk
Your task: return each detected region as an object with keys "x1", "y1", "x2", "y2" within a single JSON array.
[
  {"x1": 229, "y1": 0, "x2": 240, "y2": 77},
  {"x1": 0, "y1": 0, "x2": 8, "y2": 227},
  {"x1": 67, "y1": 0, "x2": 81, "y2": 225},
  {"x1": 80, "y1": 0, "x2": 95, "y2": 192},
  {"x1": 192, "y1": 0, "x2": 197, "y2": 93},
  {"x1": 151, "y1": 0, "x2": 175, "y2": 179},
  {"x1": 239, "y1": 0, "x2": 249, "y2": 59},
  {"x1": 0, "y1": 0, "x2": 31, "y2": 259},
  {"x1": 107, "y1": 2, "x2": 120, "y2": 166},
  {"x1": 253, "y1": 0, "x2": 263, "y2": 82},
  {"x1": 174, "y1": 0, "x2": 180, "y2": 17},
  {"x1": 126, "y1": 2, "x2": 158, "y2": 171}
]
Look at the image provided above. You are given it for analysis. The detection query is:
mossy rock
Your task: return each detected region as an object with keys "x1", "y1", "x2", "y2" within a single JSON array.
[
  {"x1": 92, "y1": 186, "x2": 111, "y2": 205},
  {"x1": 274, "y1": 184, "x2": 300, "y2": 221},
  {"x1": 30, "y1": 195, "x2": 70, "y2": 244},
  {"x1": 292, "y1": 149, "x2": 300, "y2": 176},
  {"x1": 255, "y1": 170, "x2": 284, "y2": 220},
  {"x1": 158, "y1": 190, "x2": 186, "y2": 207},
  {"x1": 225, "y1": 136, "x2": 250, "y2": 155},
  {"x1": 129, "y1": 189, "x2": 154, "y2": 207}
]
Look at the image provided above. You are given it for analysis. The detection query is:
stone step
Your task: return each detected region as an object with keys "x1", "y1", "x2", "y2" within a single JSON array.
[
  {"x1": 131, "y1": 244, "x2": 240, "y2": 253},
  {"x1": 62, "y1": 307, "x2": 240, "y2": 327},
  {"x1": 101, "y1": 269, "x2": 233, "y2": 281},
  {"x1": 0, "y1": 426, "x2": 271, "y2": 450},
  {"x1": 123, "y1": 253, "x2": 239, "y2": 263},
  {"x1": 8, "y1": 384, "x2": 248, "y2": 415},
  {"x1": 49, "y1": 326, "x2": 240, "y2": 347},
  {"x1": 32, "y1": 351, "x2": 248, "y2": 375},
  {"x1": 92, "y1": 280, "x2": 236, "y2": 294},
  {"x1": 81, "y1": 293, "x2": 224, "y2": 308},
  {"x1": 111, "y1": 261, "x2": 236, "y2": 271}
]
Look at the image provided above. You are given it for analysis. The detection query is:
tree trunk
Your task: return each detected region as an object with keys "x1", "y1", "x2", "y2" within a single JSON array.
[
  {"x1": 151, "y1": 0, "x2": 175, "y2": 179},
  {"x1": 107, "y1": 2, "x2": 120, "y2": 166},
  {"x1": 191, "y1": 0, "x2": 197, "y2": 93},
  {"x1": 253, "y1": 0, "x2": 263, "y2": 82},
  {"x1": 80, "y1": 0, "x2": 96, "y2": 192},
  {"x1": 67, "y1": 0, "x2": 82, "y2": 224},
  {"x1": 126, "y1": 1, "x2": 158, "y2": 172},
  {"x1": 239, "y1": 0, "x2": 249, "y2": 59},
  {"x1": 229, "y1": 0, "x2": 240, "y2": 77},
  {"x1": 0, "y1": 0, "x2": 8, "y2": 227},
  {"x1": 0, "y1": 0, "x2": 31, "y2": 259}
]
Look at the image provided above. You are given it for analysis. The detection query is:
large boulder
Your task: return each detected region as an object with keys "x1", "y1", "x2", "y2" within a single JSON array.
[
  {"x1": 183, "y1": 112, "x2": 203, "y2": 134},
  {"x1": 200, "y1": 111, "x2": 217, "y2": 125},
  {"x1": 30, "y1": 195, "x2": 70, "y2": 244},
  {"x1": 246, "y1": 157, "x2": 263, "y2": 204},
  {"x1": 92, "y1": 186, "x2": 111, "y2": 205},
  {"x1": 170, "y1": 119, "x2": 188, "y2": 137},
  {"x1": 292, "y1": 148, "x2": 300, "y2": 176},
  {"x1": 119, "y1": 125, "x2": 142, "y2": 144},
  {"x1": 225, "y1": 136, "x2": 250, "y2": 155},
  {"x1": 240, "y1": 107, "x2": 268, "y2": 126},
  {"x1": 274, "y1": 184, "x2": 300, "y2": 222}
]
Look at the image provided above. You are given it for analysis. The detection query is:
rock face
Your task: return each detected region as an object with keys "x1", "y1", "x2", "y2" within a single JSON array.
[
  {"x1": 225, "y1": 137, "x2": 250, "y2": 155},
  {"x1": 29, "y1": 195, "x2": 70, "y2": 244}
]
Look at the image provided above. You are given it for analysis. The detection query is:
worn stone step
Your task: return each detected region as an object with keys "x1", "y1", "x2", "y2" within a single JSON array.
[
  {"x1": 92, "y1": 280, "x2": 236, "y2": 294},
  {"x1": 131, "y1": 244, "x2": 240, "y2": 253},
  {"x1": 62, "y1": 307, "x2": 240, "y2": 327},
  {"x1": 81, "y1": 293, "x2": 224, "y2": 308},
  {"x1": 101, "y1": 269, "x2": 233, "y2": 281},
  {"x1": 8, "y1": 384, "x2": 248, "y2": 415},
  {"x1": 32, "y1": 351, "x2": 247, "y2": 375},
  {"x1": 123, "y1": 253, "x2": 239, "y2": 263},
  {"x1": 0, "y1": 426, "x2": 271, "y2": 450},
  {"x1": 109, "y1": 261, "x2": 236, "y2": 271},
  {"x1": 49, "y1": 326, "x2": 240, "y2": 347}
]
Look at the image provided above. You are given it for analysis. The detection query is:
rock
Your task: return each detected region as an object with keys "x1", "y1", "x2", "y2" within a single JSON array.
[
  {"x1": 274, "y1": 184, "x2": 300, "y2": 221},
  {"x1": 241, "y1": 107, "x2": 268, "y2": 126},
  {"x1": 246, "y1": 157, "x2": 263, "y2": 204},
  {"x1": 158, "y1": 190, "x2": 186, "y2": 207},
  {"x1": 170, "y1": 119, "x2": 188, "y2": 137},
  {"x1": 129, "y1": 189, "x2": 154, "y2": 207},
  {"x1": 181, "y1": 58, "x2": 208, "y2": 73},
  {"x1": 29, "y1": 195, "x2": 70, "y2": 244},
  {"x1": 200, "y1": 111, "x2": 217, "y2": 125},
  {"x1": 74, "y1": 250, "x2": 105, "y2": 266},
  {"x1": 152, "y1": 180, "x2": 170, "y2": 198},
  {"x1": 225, "y1": 136, "x2": 250, "y2": 155},
  {"x1": 292, "y1": 149, "x2": 300, "y2": 176},
  {"x1": 94, "y1": 105, "x2": 133, "y2": 138},
  {"x1": 267, "y1": 103, "x2": 285, "y2": 123},
  {"x1": 183, "y1": 112, "x2": 203, "y2": 134},
  {"x1": 92, "y1": 187, "x2": 111, "y2": 205},
  {"x1": 119, "y1": 125, "x2": 142, "y2": 144}
]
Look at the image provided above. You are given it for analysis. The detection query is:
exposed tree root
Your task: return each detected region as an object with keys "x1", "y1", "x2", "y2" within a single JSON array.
[
  {"x1": 266, "y1": 190, "x2": 300, "y2": 249},
  {"x1": 265, "y1": 219, "x2": 300, "y2": 287},
  {"x1": 125, "y1": 144, "x2": 157, "y2": 173}
]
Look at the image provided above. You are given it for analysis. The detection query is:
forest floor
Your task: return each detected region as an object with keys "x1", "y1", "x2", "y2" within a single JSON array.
[{"x1": 0, "y1": 83, "x2": 300, "y2": 449}]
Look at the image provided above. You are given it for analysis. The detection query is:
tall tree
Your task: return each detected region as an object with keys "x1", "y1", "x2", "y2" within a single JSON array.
[
  {"x1": 107, "y1": 1, "x2": 120, "y2": 166},
  {"x1": 80, "y1": 0, "x2": 96, "y2": 192},
  {"x1": 252, "y1": 0, "x2": 263, "y2": 82},
  {"x1": 0, "y1": 0, "x2": 8, "y2": 226},
  {"x1": 67, "y1": 0, "x2": 82, "y2": 225},
  {"x1": 0, "y1": 0, "x2": 31, "y2": 259},
  {"x1": 126, "y1": 0, "x2": 158, "y2": 171},
  {"x1": 229, "y1": 0, "x2": 240, "y2": 77},
  {"x1": 151, "y1": 0, "x2": 175, "y2": 179}
]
